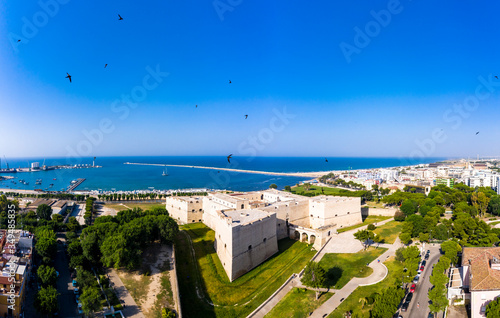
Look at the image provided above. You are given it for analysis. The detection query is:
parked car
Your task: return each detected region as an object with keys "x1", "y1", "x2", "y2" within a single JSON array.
[
  {"x1": 74, "y1": 287, "x2": 79, "y2": 295},
  {"x1": 406, "y1": 292, "x2": 413, "y2": 303},
  {"x1": 422, "y1": 260, "x2": 427, "y2": 266},
  {"x1": 72, "y1": 279, "x2": 77, "y2": 287},
  {"x1": 426, "y1": 249, "x2": 430, "y2": 254},
  {"x1": 425, "y1": 253, "x2": 430, "y2": 260},
  {"x1": 410, "y1": 284, "x2": 416, "y2": 293},
  {"x1": 413, "y1": 276, "x2": 420, "y2": 284},
  {"x1": 401, "y1": 301, "x2": 410, "y2": 312},
  {"x1": 405, "y1": 293, "x2": 413, "y2": 303},
  {"x1": 420, "y1": 265, "x2": 425, "y2": 271}
]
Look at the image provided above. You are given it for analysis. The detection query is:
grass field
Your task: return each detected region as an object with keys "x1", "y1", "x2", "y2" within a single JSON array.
[
  {"x1": 104, "y1": 202, "x2": 165, "y2": 212},
  {"x1": 372, "y1": 221, "x2": 402, "y2": 244},
  {"x1": 364, "y1": 201, "x2": 386, "y2": 209},
  {"x1": 175, "y1": 223, "x2": 316, "y2": 318},
  {"x1": 337, "y1": 215, "x2": 391, "y2": 233},
  {"x1": 291, "y1": 185, "x2": 349, "y2": 196},
  {"x1": 318, "y1": 247, "x2": 387, "y2": 289},
  {"x1": 264, "y1": 288, "x2": 333, "y2": 318},
  {"x1": 327, "y1": 257, "x2": 404, "y2": 318}
]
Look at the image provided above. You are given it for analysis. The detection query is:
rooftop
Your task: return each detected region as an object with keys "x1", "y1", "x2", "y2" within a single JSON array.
[
  {"x1": 221, "y1": 209, "x2": 271, "y2": 226},
  {"x1": 462, "y1": 246, "x2": 500, "y2": 291}
]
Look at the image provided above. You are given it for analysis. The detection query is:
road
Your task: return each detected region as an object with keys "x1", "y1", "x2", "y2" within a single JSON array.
[
  {"x1": 69, "y1": 203, "x2": 86, "y2": 225},
  {"x1": 402, "y1": 244, "x2": 441, "y2": 318},
  {"x1": 54, "y1": 234, "x2": 79, "y2": 318}
]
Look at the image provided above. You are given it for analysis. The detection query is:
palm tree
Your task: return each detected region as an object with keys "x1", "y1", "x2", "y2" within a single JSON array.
[{"x1": 359, "y1": 297, "x2": 367, "y2": 309}]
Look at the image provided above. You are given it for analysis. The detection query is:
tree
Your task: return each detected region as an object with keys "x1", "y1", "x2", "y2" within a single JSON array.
[
  {"x1": 472, "y1": 191, "x2": 490, "y2": 217},
  {"x1": 400, "y1": 199, "x2": 418, "y2": 216},
  {"x1": 370, "y1": 286, "x2": 405, "y2": 318},
  {"x1": 162, "y1": 308, "x2": 176, "y2": 318},
  {"x1": 488, "y1": 195, "x2": 500, "y2": 216},
  {"x1": 80, "y1": 286, "x2": 103, "y2": 317},
  {"x1": 284, "y1": 185, "x2": 291, "y2": 192},
  {"x1": 441, "y1": 241, "x2": 461, "y2": 265},
  {"x1": 486, "y1": 297, "x2": 500, "y2": 318},
  {"x1": 37, "y1": 265, "x2": 57, "y2": 287},
  {"x1": 36, "y1": 204, "x2": 53, "y2": 221},
  {"x1": 394, "y1": 210, "x2": 406, "y2": 222},
  {"x1": 373, "y1": 234, "x2": 382, "y2": 248},
  {"x1": 354, "y1": 230, "x2": 374, "y2": 249},
  {"x1": 269, "y1": 184, "x2": 278, "y2": 189},
  {"x1": 301, "y1": 261, "x2": 326, "y2": 299},
  {"x1": 35, "y1": 286, "x2": 59, "y2": 315},
  {"x1": 399, "y1": 232, "x2": 411, "y2": 245},
  {"x1": 419, "y1": 232, "x2": 430, "y2": 243},
  {"x1": 303, "y1": 183, "x2": 312, "y2": 191},
  {"x1": 35, "y1": 229, "x2": 57, "y2": 264},
  {"x1": 395, "y1": 247, "x2": 405, "y2": 263}
]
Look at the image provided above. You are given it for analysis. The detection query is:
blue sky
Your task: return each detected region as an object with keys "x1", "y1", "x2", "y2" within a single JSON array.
[{"x1": 1, "y1": 0, "x2": 500, "y2": 159}]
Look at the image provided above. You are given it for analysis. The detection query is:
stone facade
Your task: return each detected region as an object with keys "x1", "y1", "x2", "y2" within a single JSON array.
[
  {"x1": 166, "y1": 189, "x2": 362, "y2": 280},
  {"x1": 214, "y1": 209, "x2": 278, "y2": 281}
]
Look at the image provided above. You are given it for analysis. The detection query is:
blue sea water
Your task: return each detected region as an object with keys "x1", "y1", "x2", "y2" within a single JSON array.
[{"x1": 0, "y1": 156, "x2": 445, "y2": 192}]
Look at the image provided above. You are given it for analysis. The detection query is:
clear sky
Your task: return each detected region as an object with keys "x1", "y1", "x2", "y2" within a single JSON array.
[{"x1": 1, "y1": 0, "x2": 500, "y2": 159}]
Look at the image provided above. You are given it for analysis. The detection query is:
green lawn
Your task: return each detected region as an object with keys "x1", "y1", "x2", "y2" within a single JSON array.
[
  {"x1": 264, "y1": 288, "x2": 333, "y2": 318},
  {"x1": 174, "y1": 223, "x2": 316, "y2": 318},
  {"x1": 318, "y1": 247, "x2": 387, "y2": 289},
  {"x1": 372, "y1": 221, "x2": 402, "y2": 244},
  {"x1": 104, "y1": 202, "x2": 165, "y2": 212},
  {"x1": 291, "y1": 185, "x2": 346, "y2": 196},
  {"x1": 327, "y1": 257, "x2": 404, "y2": 318},
  {"x1": 337, "y1": 215, "x2": 391, "y2": 233}
]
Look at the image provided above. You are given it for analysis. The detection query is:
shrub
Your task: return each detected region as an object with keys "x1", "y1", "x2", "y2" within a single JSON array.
[
  {"x1": 367, "y1": 224, "x2": 376, "y2": 231},
  {"x1": 394, "y1": 210, "x2": 406, "y2": 222}
]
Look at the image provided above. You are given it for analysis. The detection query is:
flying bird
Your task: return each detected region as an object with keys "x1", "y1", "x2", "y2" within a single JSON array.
[
  {"x1": 244, "y1": 115, "x2": 248, "y2": 119},
  {"x1": 196, "y1": 105, "x2": 198, "y2": 108},
  {"x1": 495, "y1": 76, "x2": 499, "y2": 79},
  {"x1": 104, "y1": 64, "x2": 108, "y2": 68},
  {"x1": 229, "y1": 80, "x2": 232, "y2": 84},
  {"x1": 227, "y1": 154, "x2": 232, "y2": 163},
  {"x1": 17, "y1": 39, "x2": 21, "y2": 42},
  {"x1": 325, "y1": 158, "x2": 328, "y2": 163},
  {"x1": 476, "y1": 131, "x2": 480, "y2": 135},
  {"x1": 65, "y1": 73, "x2": 72, "y2": 83},
  {"x1": 118, "y1": 14, "x2": 123, "y2": 20}
]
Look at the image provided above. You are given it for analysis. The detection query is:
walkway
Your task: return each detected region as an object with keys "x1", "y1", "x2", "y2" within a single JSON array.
[
  {"x1": 247, "y1": 218, "x2": 396, "y2": 318},
  {"x1": 107, "y1": 269, "x2": 145, "y2": 318},
  {"x1": 316, "y1": 217, "x2": 394, "y2": 258},
  {"x1": 310, "y1": 237, "x2": 402, "y2": 318}
]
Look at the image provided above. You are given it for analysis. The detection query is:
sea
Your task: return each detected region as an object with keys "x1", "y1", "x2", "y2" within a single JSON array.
[{"x1": 0, "y1": 156, "x2": 446, "y2": 192}]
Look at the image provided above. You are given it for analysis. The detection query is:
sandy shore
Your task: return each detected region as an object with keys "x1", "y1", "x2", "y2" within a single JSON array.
[{"x1": 0, "y1": 188, "x2": 40, "y2": 194}]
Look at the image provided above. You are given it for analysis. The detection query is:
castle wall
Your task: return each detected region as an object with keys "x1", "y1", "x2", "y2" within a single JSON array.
[{"x1": 166, "y1": 197, "x2": 204, "y2": 224}]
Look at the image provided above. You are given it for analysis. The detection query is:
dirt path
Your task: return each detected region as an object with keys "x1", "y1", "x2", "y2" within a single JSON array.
[{"x1": 142, "y1": 245, "x2": 171, "y2": 312}]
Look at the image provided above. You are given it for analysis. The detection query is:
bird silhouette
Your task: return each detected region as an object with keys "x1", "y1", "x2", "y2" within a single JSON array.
[
  {"x1": 495, "y1": 76, "x2": 499, "y2": 79},
  {"x1": 196, "y1": 105, "x2": 198, "y2": 108},
  {"x1": 118, "y1": 14, "x2": 123, "y2": 20},
  {"x1": 476, "y1": 131, "x2": 480, "y2": 135},
  {"x1": 227, "y1": 154, "x2": 233, "y2": 163},
  {"x1": 17, "y1": 39, "x2": 21, "y2": 42},
  {"x1": 229, "y1": 80, "x2": 232, "y2": 84},
  {"x1": 104, "y1": 64, "x2": 108, "y2": 68},
  {"x1": 325, "y1": 158, "x2": 328, "y2": 163},
  {"x1": 65, "y1": 73, "x2": 72, "y2": 83},
  {"x1": 244, "y1": 115, "x2": 248, "y2": 119}
]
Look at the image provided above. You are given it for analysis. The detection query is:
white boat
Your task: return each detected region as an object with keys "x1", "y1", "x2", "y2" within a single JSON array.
[{"x1": 162, "y1": 168, "x2": 168, "y2": 176}]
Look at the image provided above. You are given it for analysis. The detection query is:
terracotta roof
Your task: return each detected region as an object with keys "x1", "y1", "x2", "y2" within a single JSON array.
[{"x1": 462, "y1": 247, "x2": 500, "y2": 291}]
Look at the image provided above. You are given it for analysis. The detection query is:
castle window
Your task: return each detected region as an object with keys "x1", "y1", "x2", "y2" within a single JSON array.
[
  {"x1": 347, "y1": 212, "x2": 350, "y2": 214},
  {"x1": 263, "y1": 238, "x2": 267, "y2": 243},
  {"x1": 335, "y1": 214, "x2": 337, "y2": 217},
  {"x1": 248, "y1": 245, "x2": 252, "y2": 250},
  {"x1": 241, "y1": 204, "x2": 244, "y2": 209},
  {"x1": 225, "y1": 244, "x2": 226, "y2": 248},
  {"x1": 192, "y1": 220, "x2": 195, "y2": 222}
]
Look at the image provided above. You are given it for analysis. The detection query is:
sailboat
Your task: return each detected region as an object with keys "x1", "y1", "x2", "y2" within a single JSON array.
[{"x1": 162, "y1": 168, "x2": 168, "y2": 176}]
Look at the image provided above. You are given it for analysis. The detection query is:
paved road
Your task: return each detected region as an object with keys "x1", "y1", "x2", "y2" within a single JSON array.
[
  {"x1": 54, "y1": 234, "x2": 79, "y2": 318},
  {"x1": 402, "y1": 244, "x2": 441, "y2": 318},
  {"x1": 69, "y1": 204, "x2": 85, "y2": 225}
]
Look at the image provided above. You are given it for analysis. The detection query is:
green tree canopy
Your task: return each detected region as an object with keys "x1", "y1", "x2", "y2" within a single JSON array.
[
  {"x1": 80, "y1": 286, "x2": 103, "y2": 316},
  {"x1": 37, "y1": 265, "x2": 57, "y2": 287},
  {"x1": 486, "y1": 297, "x2": 500, "y2": 318},
  {"x1": 36, "y1": 204, "x2": 53, "y2": 221},
  {"x1": 35, "y1": 286, "x2": 59, "y2": 315}
]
